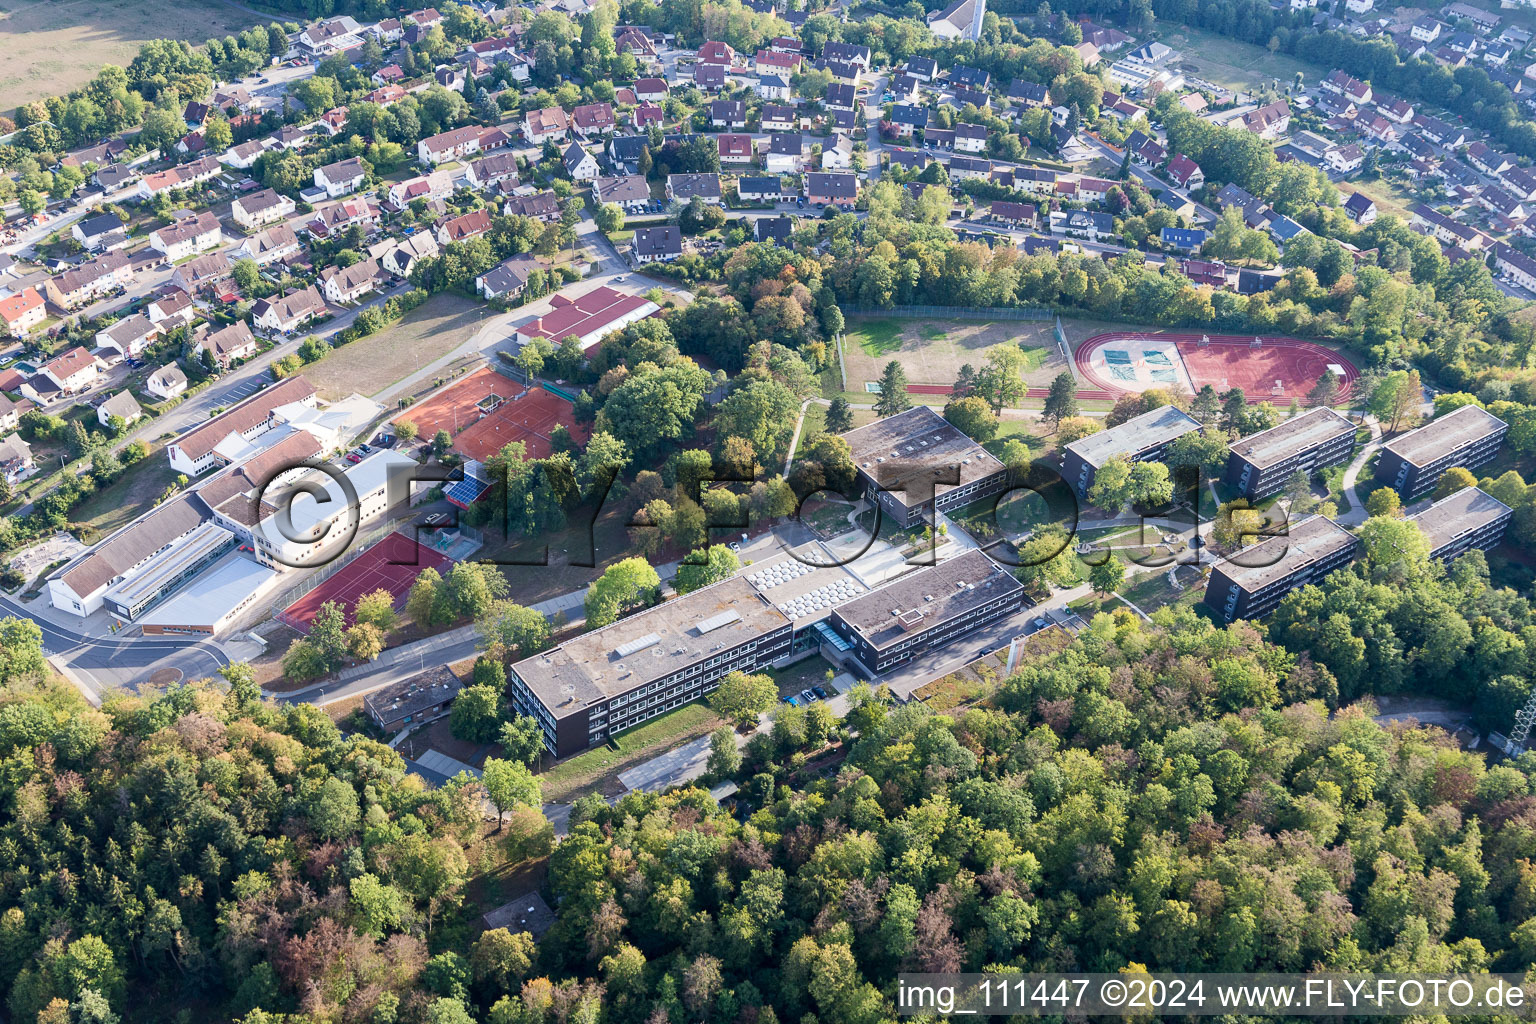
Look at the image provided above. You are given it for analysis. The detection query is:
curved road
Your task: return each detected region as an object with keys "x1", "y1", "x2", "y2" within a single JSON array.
[{"x1": 0, "y1": 595, "x2": 229, "y2": 700}]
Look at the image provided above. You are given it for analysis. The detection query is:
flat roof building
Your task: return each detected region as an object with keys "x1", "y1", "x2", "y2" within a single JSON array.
[
  {"x1": 1225, "y1": 407, "x2": 1356, "y2": 500},
  {"x1": 1376, "y1": 404, "x2": 1509, "y2": 501},
  {"x1": 1407, "y1": 486, "x2": 1512, "y2": 561},
  {"x1": 840, "y1": 405, "x2": 1008, "y2": 527},
  {"x1": 508, "y1": 576, "x2": 794, "y2": 758},
  {"x1": 1061, "y1": 405, "x2": 1201, "y2": 497},
  {"x1": 826, "y1": 549, "x2": 1025, "y2": 674},
  {"x1": 1203, "y1": 515, "x2": 1359, "y2": 623},
  {"x1": 365, "y1": 665, "x2": 463, "y2": 733}
]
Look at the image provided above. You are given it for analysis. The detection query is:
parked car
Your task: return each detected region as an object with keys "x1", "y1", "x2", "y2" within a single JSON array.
[
  {"x1": 782, "y1": 694, "x2": 800, "y2": 706},
  {"x1": 423, "y1": 512, "x2": 447, "y2": 526},
  {"x1": 812, "y1": 686, "x2": 831, "y2": 700},
  {"x1": 800, "y1": 688, "x2": 818, "y2": 703}
]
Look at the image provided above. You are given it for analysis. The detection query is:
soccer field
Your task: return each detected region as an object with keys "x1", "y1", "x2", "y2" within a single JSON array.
[{"x1": 841, "y1": 316, "x2": 1063, "y2": 393}]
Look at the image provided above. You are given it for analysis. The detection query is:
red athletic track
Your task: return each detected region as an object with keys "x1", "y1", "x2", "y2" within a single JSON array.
[
  {"x1": 1074, "y1": 331, "x2": 1359, "y2": 404},
  {"x1": 278, "y1": 531, "x2": 453, "y2": 634}
]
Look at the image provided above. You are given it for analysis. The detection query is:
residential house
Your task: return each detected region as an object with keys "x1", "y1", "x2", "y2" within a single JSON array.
[
  {"x1": 72, "y1": 212, "x2": 130, "y2": 253},
  {"x1": 416, "y1": 125, "x2": 482, "y2": 167},
  {"x1": 948, "y1": 155, "x2": 993, "y2": 182},
  {"x1": 1325, "y1": 143, "x2": 1365, "y2": 173},
  {"x1": 708, "y1": 99, "x2": 747, "y2": 129},
  {"x1": 1322, "y1": 69, "x2": 1373, "y2": 104},
  {"x1": 95, "y1": 315, "x2": 160, "y2": 359},
  {"x1": 379, "y1": 233, "x2": 440, "y2": 277},
  {"x1": 309, "y1": 198, "x2": 380, "y2": 236},
  {"x1": 502, "y1": 191, "x2": 560, "y2": 222},
  {"x1": 0, "y1": 288, "x2": 46, "y2": 338},
  {"x1": 44, "y1": 252, "x2": 132, "y2": 308},
  {"x1": 633, "y1": 225, "x2": 683, "y2": 263},
  {"x1": 387, "y1": 172, "x2": 454, "y2": 208},
  {"x1": 314, "y1": 157, "x2": 367, "y2": 197},
  {"x1": 696, "y1": 41, "x2": 737, "y2": 66},
  {"x1": 805, "y1": 171, "x2": 858, "y2": 207},
  {"x1": 693, "y1": 64, "x2": 727, "y2": 91},
  {"x1": 823, "y1": 41, "x2": 871, "y2": 69},
  {"x1": 928, "y1": 0, "x2": 985, "y2": 41},
  {"x1": 954, "y1": 122, "x2": 989, "y2": 154},
  {"x1": 761, "y1": 104, "x2": 797, "y2": 132},
  {"x1": 1344, "y1": 191, "x2": 1378, "y2": 224},
  {"x1": 0, "y1": 436, "x2": 34, "y2": 485},
  {"x1": 250, "y1": 287, "x2": 326, "y2": 333},
  {"x1": 1412, "y1": 16, "x2": 1446, "y2": 42},
  {"x1": 145, "y1": 289, "x2": 195, "y2": 330},
  {"x1": 593, "y1": 174, "x2": 651, "y2": 212},
  {"x1": 231, "y1": 189, "x2": 296, "y2": 231},
  {"x1": 753, "y1": 214, "x2": 796, "y2": 244},
  {"x1": 476, "y1": 254, "x2": 546, "y2": 301},
  {"x1": 147, "y1": 363, "x2": 189, "y2": 400},
  {"x1": 1377, "y1": 96, "x2": 1415, "y2": 123},
  {"x1": 765, "y1": 133, "x2": 809, "y2": 173},
  {"x1": 319, "y1": 258, "x2": 387, "y2": 304},
  {"x1": 755, "y1": 48, "x2": 801, "y2": 77},
  {"x1": 1007, "y1": 80, "x2": 1049, "y2": 107},
  {"x1": 171, "y1": 252, "x2": 232, "y2": 295},
  {"x1": 1467, "y1": 142, "x2": 1514, "y2": 175},
  {"x1": 34, "y1": 347, "x2": 104, "y2": 397},
  {"x1": 824, "y1": 83, "x2": 857, "y2": 113},
  {"x1": 887, "y1": 104, "x2": 927, "y2": 138},
  {"x1": 571, "y1": 102, "x2": 616, "y2": 139},
  {"x1": 562, "y1": 142, "x2": 601, "y2": 181},
  {"x1": 197, "y1": 322, "x2": 258, "y2": 368},
  {"x1": 1160, "y1": 227, "x2": 1209, "y2": 253},
  {"x1": 435, "y1": 208, "x2": 493, "y2": 244},
  {"x1": 905, "y1": 56, "x2": 938, "y2": 82},
  {"x1": 0, "y1": 395, "x2": 29, "y2": 434},
  {"x1": 666, "y1": 172, "x2": 723, "y2": 205},
  {"x1": 756, "y1": 74, "x2": 791, "y2": 101},
  {"x1": 1050, "y1": 209, "x2": 1117, "y2": 241},
  {"x1": 821, "y1": 134, "x2": 854, "y2": 170},
  {"x1": 988, "y1": 201, "x2": 1036, "y2": 227},
  {"x1": 634, "y1": 77, "x2": 668, "y2": 103},
  {"x1": 737, "y1": 175, "x2": 792, "y2": 202},
  {"x1": 523, "y1": 106, "x2": 569, "y2": 144},
  {"x1": 717, "y1": 134, "x2": 755, "y2": 165},
  {"x1": 1241, "y1": 100, "x2": 1292, "y2": 138},
  {"x1": 149, "y1": 212, "x2": 222, "y2": 260},
  {"x1": 1166, "y1": 153, "x2": 1204, "y2": 188}
]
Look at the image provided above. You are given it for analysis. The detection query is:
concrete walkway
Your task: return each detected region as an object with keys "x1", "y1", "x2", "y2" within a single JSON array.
[{"x1": 1339, "y1": 415, "x2": 1382, "y2": 525}]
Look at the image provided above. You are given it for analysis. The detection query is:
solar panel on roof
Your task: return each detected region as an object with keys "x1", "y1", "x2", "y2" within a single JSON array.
[{"x1": 696, "y1": 609, "x2": 742, "y2": 634}]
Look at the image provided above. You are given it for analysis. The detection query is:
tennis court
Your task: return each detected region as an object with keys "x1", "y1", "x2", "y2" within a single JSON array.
[
  {"x1": 277, "y1": 531, "x2": 453, "y2": 633},
  {"x1": 394, "y1": 365, "x2": 589, "y2": 462},
  {"x1": 1076, "y1": 332, "x2": 1358, "y2": 403}
]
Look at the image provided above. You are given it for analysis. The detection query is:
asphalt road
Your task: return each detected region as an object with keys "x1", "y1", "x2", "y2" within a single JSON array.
[{"x1": 0, "y1": 594, "x2": 229, "y2": 697}]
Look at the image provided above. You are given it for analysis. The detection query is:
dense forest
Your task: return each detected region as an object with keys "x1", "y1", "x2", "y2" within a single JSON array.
[{"x1": 5, "y1": 587, "x2": 1536, "y2": 1022}]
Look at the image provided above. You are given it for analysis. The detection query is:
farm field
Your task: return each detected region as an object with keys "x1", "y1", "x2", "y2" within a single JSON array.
[
  {"x1": 306, "y1": 292, "x2": 486, "y2": 401},
  {"x1": 0, "y1": 0, "x2": 263, "y2": 110},
  {"x1": 841, "y1": 315, "x2": 1063, "y2": 393}
]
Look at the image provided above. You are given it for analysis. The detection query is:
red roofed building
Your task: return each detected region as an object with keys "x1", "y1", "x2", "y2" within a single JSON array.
[
  {"x1": 0, "y1": 287, "x2": 46, "y2": 338},
  {"x1": 1166, "y1": 154, "x2": 1204, "y2": 189},
  {"x1": 572, "y1": 102, "x2": 616, "y2": 139},
  {"x1": 697, "y1": 41, "x2": 737, "y2": 66},
  {"x1": 512, "y1": 286, "x2": 661, "y2": 352}
]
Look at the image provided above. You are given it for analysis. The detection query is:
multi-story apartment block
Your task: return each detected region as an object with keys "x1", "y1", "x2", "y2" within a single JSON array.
[
  {"x1": 1375, "y1": 404, "x2": 1508, "y2": 501},
  {"x1": 1225, "y1": 407, "x2": 1356, "y2": 500},
  {"x1": 1204, "y1": 515, "x2": 1359, "y2": 622},
  {"x1": 1407, "y1": 486, "x2": 1512, "y2": 561},
  {"x1": 1062, "y1": 405, "x2": 1201, "y2": 498}
]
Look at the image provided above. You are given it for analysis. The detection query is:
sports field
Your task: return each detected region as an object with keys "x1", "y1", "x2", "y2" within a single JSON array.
[
  {"x1": 278, "y1": 531, "x2": 453, "y2": 633},
  {"x1": 396, "y1": 365, "x2": 589, "y2": 462},
  {"x1": 0, "y1": 0, "x2": 262, "y2": 109},
  {"x1": 842, "y1": 316, "x2": 1063, "y2": 392},
  {"x1": 1075, "y1": 331, "x2": 1359, "y2": 403}
]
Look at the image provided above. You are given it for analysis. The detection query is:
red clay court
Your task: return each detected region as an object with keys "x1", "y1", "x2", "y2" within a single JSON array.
[
  {"x1": 1075, "y1": 331, "x2": 1359, "y2": 404},
  {"x1": 278, "y1": 531, "x2": 453, "y2": 633},
  {"x1": 395, "y1": 365, "x2": 590, "y2": 463}
]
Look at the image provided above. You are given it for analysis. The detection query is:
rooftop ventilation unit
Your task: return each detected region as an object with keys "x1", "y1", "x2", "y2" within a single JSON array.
[{"x1": 696, "y1": 609, "x2": 741, "y2": 634}]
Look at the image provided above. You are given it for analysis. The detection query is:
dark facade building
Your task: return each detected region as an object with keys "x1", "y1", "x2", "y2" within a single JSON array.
[
  {"x1": 1407, "y1": 486, "x2": 1512, "y2": 561},
  {"x1": 508, "y1": 577, "x2": 793, "y2": 758},
  {"x1": 1225, "y1": 407, "x2": 1356, "y2": 500},
  {"x1": 1375, "y1": 404, "x2": 1508, "y2": 501},
  {"x1": 364, "y1": 665, "x2": 463, "y2": 733},
  {"x1": 1203, "y1": 515, "x2": 1359, "y2": 623},
  {"x1": 826, "y1": 550, "x2": 1025, "y2": 674},
  {"x1": 1061, "y1": 405, "x2": 1201, "y2": 498},
  {"x1": 841, "y1": 405, "x2": 1008, "y2": 527}
]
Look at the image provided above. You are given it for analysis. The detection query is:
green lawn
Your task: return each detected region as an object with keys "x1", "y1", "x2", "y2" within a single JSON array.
[
  {"x1": 847, "y1": 318, "x2": 904, "y2": 357},
  {"x1": 69, "y1": 447, "x2": 181, "y2": 541},
  {"x1": 539, "y1": 701, "x2": 723, "y2": 801},
  {"x1": 1158, "y1": 24, "x2": 1329, "y2": 93}
]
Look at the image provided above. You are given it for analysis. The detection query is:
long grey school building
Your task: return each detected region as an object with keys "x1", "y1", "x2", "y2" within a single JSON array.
[
  {"x1": 508, "y1": 576, "x2": 794, "y2": 758},
  {"x1": 1225, "y1": 407, "x2": 1356, "y2": 500},
  {"x1": 1375, "y1": 405, "x2": 1508, "y2": 501},
  {"x1": 1061, "y1": 405, "x2": 1201, "y2": 497},
  {"x1": 841, "y1": 405, "x2": 1008, "y2": 527},
  {"x1": 1203, "y1": 515, "x2": 1359, "y2": 623},
  {"x1": 1407, "y1": 486, "x2": 1513, "y2": 561},
  {"x1": 825, "y1": 549, "x2": 1025, "y2": 674}
]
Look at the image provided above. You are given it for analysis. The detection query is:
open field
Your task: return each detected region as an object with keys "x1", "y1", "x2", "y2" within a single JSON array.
[
  {"x1": 539, "y1": 701, "x2": 722, "y2": 802},
  {"x1": 307, "y1": 292, "x2": 487, "y2": 401},
  {"x1": 1159, "y1": 24, "x2": 1329, "y2": 93},
  {"x1": 69, "y1": 443, "x2": 181, "y2": 541},
  {"x1": 0, "y1": 0, "x2": 263, "y2": 110},
  {"x1": 842, "y1": 315, "x2": 1063, "y2": 392}
]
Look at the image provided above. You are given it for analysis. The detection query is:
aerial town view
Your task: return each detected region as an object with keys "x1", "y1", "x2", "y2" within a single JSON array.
[{"x1": 2, "y1": 0, "x2": 1536, "y2": 1018}]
